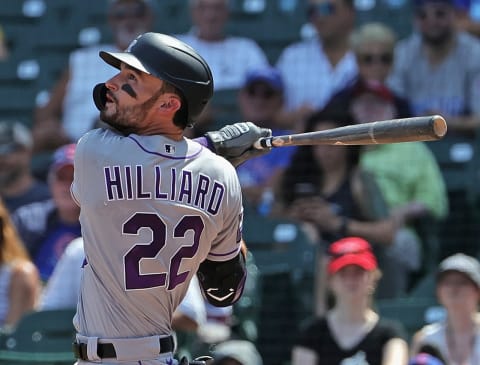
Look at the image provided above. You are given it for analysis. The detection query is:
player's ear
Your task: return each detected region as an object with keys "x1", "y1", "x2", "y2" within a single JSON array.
[{"x1": 158, "y1": 95, "x2": 181, "y2": 113}]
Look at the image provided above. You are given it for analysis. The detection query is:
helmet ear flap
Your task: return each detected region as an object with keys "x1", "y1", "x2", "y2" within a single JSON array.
[{"x1": 93, "y1": 83, "x2": 108, "y2": 111}]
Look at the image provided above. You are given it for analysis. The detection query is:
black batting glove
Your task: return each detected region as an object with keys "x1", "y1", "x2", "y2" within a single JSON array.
[{"x1": 205, "y1": 122, "x2": 272, "y2": 167}]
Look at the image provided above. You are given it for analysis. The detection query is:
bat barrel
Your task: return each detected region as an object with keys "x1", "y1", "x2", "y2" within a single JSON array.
[{"x1": 253, "y1": 115, "x2": 447, "y2": 149}]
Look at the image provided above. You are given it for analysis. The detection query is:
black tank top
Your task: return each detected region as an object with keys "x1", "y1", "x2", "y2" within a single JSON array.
[{"x1": 295, "y1": 316, "x2": 405, "y2": 365}]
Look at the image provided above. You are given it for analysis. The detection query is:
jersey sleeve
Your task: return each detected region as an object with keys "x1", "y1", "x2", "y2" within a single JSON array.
[
  {"x1": 206, "y1": 163, "x2": 244, "y2": 262},
  {"x1": 71, "y1": 132, "x2": 91, "y2": 205}
]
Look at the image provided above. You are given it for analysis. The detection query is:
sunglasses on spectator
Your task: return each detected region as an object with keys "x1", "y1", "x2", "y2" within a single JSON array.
[
  {"x1": 358, "y1": 53, "x2": 393, "y2": 65},
  {"x1": 416, "y1": 7, "x2": 449, "y2": 20},
  {"x1": 308, "y1": 2, "x2": 337, "y2": 16},
  {"x1": 111, "y1": 4, "x2": 147, "y2": 20},
  {"x1": 246, "y1": 85, "x2": 277, "y2": 99}
]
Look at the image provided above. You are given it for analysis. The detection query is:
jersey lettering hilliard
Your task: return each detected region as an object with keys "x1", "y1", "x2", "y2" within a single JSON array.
[
  {"x1": 73, "y1": 129, "x2": 243, "y2": 338},
  {"x1": 104, "y1": 165, "x2": 225, "y2": 215}
]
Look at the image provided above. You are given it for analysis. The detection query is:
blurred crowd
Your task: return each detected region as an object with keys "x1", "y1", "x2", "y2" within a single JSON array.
[{"x1": 1, "y1": 0, "x2": 480, "y2": 364}]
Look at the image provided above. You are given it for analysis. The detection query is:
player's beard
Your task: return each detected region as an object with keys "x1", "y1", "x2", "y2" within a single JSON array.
[{"x1": 100, "y1": 90, "x2": 162, "y2": 135}]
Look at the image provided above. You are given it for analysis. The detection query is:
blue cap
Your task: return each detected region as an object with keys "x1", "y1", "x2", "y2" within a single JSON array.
[
  {"x1": 409, "y1": 353, "x2": 445, "y2": 365},
  {"x1": 244, "y1": 67, "x2": 284, "y2": 93}
]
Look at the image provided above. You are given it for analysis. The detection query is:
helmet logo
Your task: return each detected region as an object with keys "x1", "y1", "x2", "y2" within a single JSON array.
[{"x1": 126, "y1": 38, "x2": 139, "y2": 52}]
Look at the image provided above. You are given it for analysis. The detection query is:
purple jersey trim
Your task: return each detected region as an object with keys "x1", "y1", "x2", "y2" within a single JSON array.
[{"x1": 128, "y1": 136, "x2": 203, "y2": 160}]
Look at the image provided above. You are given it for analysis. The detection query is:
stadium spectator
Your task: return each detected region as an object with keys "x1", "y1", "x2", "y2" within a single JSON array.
[
  {"x1": 0, "y1": 121, "x2": 50, "y2": 215},
  {"x1": 12, "y1": 144, "x2": 81, "y2": 283},
  {"x1": 0, "y1": 197, "x2": 40, "y2": 330},
  {"x1": 325, "y1": 22, "x2": 412, "y2": 121},
  {"x1": 275, "y1": 109, "x2": 395, "y2": 248},
  {"x1": 411, "y1": 253, "x2": 480, "y2": 364},
  {"x1": 291, "y1": 237, "x2": 408, "y2": 365},
  {"x1": 275, "y1": 0, "x2": 358, "y2": 130},
  {"x1": 40, "y1": 237, "x2": 207, "y2": 333},
  {"x1": 32, "y1": 0, "x2": 155, "y2": 158},
  {"x1": 176, "y1": 0, "x2": 269, "y2": 135},
  {"x1": 176, "y1": 0, "x2": 269, "y2": 91},
  {"x1": 325, "y1": 24, "x2": 449, "y2": 294},
  {"x1": 358, "y1": 132, "x2": 448, "y2": 296},
  {"x1": 274, "y1": 109, "x2": 399, "y2": 305},
  {"x1": 234, "y1": 67, "x2": 296, "y2": 214},
  {"x1": 388, "y1": 0, "x2": 480, "y2": 135},
  {"x1": 452, "y1": 0, "x2": 480, "y2": 36}
]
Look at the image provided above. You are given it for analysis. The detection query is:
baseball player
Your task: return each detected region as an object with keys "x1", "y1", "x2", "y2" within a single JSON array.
[{"x1": 71, "y1": 32, "x2": 269, "y2": 364}]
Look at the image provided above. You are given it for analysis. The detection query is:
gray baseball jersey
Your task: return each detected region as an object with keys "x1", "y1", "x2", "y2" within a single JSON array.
[{"x1": 71, "y1": 128, "x2": 243, "y2": 338}]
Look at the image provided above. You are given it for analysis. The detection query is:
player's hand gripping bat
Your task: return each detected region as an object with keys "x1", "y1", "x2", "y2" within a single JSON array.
[{"x1": 253, "y1": 115, "x2": 447, "y2": 149}]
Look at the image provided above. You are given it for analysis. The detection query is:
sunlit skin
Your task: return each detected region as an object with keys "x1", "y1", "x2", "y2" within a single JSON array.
[
  {"x1": 237, "y1": 82, "x2": 283, "y2": 128},
  {"x1": 411, "y1": 270, "x2": 480, "y2": 364},
  {"x1": 101, "y1": 63, "x2": 182, "y2": 139},
  {"x1": 356, "y1": 41, "x2": 393, "y2": 83},
  {"x1": 437, "y1": 271, "x2": 480, "y2": 313},
  {"x1": 329, "y1": 265, "x2": 375, "y2": 304},
  {"x1": 108, "y1": 0, "x2": 153, "y2": 50},
  {"x1": 308, "y1": 0, "x2": 355, "y2": 46},
  {"x1": 415, "y1": 3, "x2": 456, "y2": 47},
  {"x1": 190, "y1": 0, "x2": 229, "y2": 41}
]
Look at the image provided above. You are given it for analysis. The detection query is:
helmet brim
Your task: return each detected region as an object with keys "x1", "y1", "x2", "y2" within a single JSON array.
[{"x1": 99, "y1": 51, "x2": 151, "y2": 75}]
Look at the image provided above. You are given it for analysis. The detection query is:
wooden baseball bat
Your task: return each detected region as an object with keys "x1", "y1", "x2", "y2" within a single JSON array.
[{"x1": 253, "y1": 115, "x2": 447, "y2": 149}]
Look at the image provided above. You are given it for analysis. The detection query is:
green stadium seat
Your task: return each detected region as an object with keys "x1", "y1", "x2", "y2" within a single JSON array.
[
  {"x1": 208, "y1": 88, "x2": 241, "y2": 130},
  {"x1": 375, "y1": 297, "x2": 443, "y2": 341},
  {"x1": 242, "y1": 210, "x2": 316, "y2": 365},
  {"x1": 427, "y1": 135, "x2": 478, "y2": 194},
  {"x1": 0, "y1": 308, "x2": 76, "y2": 365},
  {"x1": 426, "y1": 134, "x2": 480, "y2": 259}
]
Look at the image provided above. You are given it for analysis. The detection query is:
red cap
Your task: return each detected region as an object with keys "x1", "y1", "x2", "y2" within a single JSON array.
[
  {"x1": 353, "y1": 79, "x2": 394, "y2": 102},
  {"x1": 327, "y1": 237, "x2": 377, "y2": 274}
]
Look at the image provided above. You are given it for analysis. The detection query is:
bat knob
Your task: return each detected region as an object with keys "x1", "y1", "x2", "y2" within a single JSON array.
[{"x1": 432, "y1": 115, "x2": 447, "y2": 138}]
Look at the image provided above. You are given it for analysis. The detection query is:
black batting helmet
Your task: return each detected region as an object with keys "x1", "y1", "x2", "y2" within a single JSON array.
[{"x1": 97, "y1": 32, "x2": 214, "y2": 124}]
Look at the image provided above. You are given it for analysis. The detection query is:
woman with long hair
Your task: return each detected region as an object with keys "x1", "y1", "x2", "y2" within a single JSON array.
[
  {"x1": 274, "y1": 108, "x2": 400, "y2": 306},
  {"x1": 291, "y1": 237, "x2": 408, "y2": 365},
  {"x1": 0, "y1": 197, "x2": 40, "y2": 329}
]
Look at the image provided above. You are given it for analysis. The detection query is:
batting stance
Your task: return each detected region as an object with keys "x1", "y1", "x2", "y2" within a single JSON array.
[{"x1": 71, "y1": 32, "x2": 264, "y2": 364}]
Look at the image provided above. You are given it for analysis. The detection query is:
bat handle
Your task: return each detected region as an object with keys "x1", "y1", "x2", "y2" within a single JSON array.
[{"x1": 253, "y1": 137, "x2": 274, "y2": 150}]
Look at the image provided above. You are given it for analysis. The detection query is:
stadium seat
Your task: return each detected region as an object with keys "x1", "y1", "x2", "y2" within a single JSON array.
[
  {"x1": 208, "y1": 88, "x2": 241, "y2": 130},
  {"x1": 0, "y1": 84, "x2": 39, "y2": 126},
  {"x1": 426, "y1": 134, "x2": 480, "y2": 259},
  {"x1": 427, "y1": 135, "x2": 478, "y2": 194},
  {"x1": 0, "y1": 308, "x2": 76, "y2": 365},
  {"x1": 375, "y1": 297, "x2": 443, "y2": 340},
  {"x1": 242, "y1": 210, "x2": 316, "y2": 365}
]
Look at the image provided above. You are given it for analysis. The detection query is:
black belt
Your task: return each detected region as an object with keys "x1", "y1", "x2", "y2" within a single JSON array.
[{"x1": 72, "y1": 335, "x2": 174, "y2": 361}]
